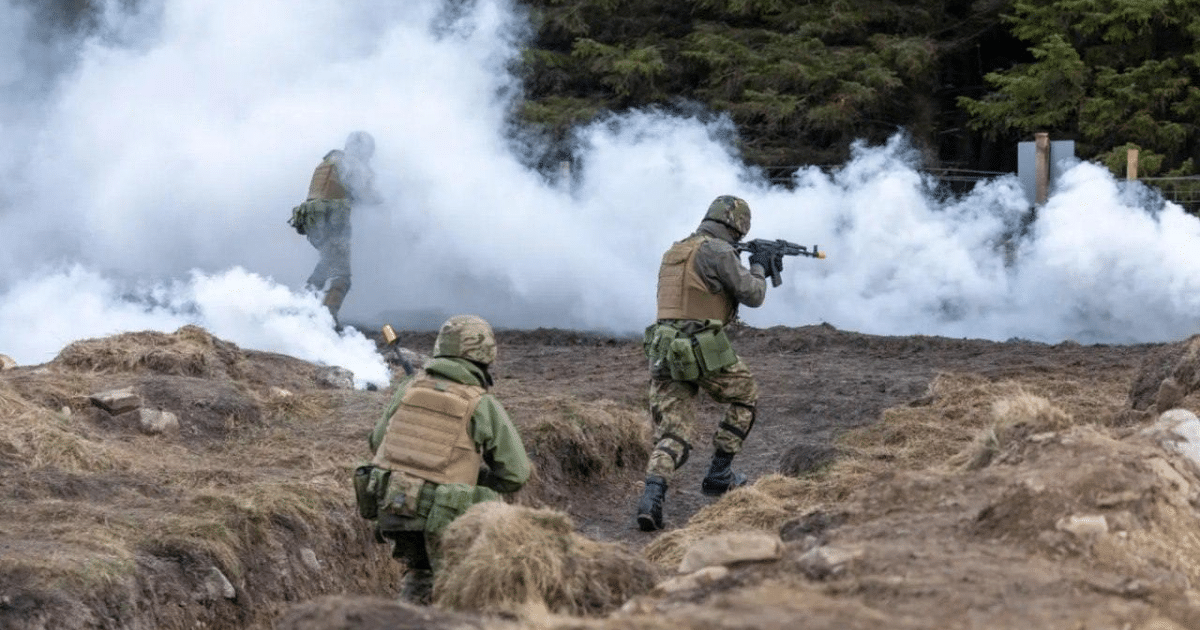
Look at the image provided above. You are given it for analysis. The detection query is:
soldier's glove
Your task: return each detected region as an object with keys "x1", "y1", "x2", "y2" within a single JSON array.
[
  {"x1": 748, "y1": 250, "x2": 772, "y2": 272},
  {"x1": 477, "y1": 465, "x2": 501, "y2": 490}
]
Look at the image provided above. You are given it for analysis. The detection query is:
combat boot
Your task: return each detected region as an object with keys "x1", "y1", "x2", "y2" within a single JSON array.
[
  {"x1": 399, "y1": 568, "x2": 434, "y2": 605},
  {"x1": 636, "y1": 475, "x2": 667, "y2": 531},
  {"x1": 701, "y1": 449, "x2": 747, "y2": 496}
]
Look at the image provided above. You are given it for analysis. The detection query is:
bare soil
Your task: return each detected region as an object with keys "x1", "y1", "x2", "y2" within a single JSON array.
[{"x1": 3, "y1": 320, "x2": 1198, "y2": 630}]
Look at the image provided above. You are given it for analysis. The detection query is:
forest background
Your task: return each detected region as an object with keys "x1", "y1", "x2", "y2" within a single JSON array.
[
  {"x1": 41, "y1": 0, "x2": 1200, "y2": 192},
  {"x1": 516, "y1": 0, "x2": 1200, "y2": 192}
]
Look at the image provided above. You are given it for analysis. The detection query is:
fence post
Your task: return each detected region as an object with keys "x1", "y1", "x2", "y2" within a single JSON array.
[
  {"x1": 1034, "y1": 132, "x2": 1050, "y2": 205},
  {"x1": 1127, "y1": 148, "x2": 1139, "y2": 180}
]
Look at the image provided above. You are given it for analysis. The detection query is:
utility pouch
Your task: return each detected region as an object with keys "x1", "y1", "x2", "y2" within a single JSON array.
[
  {"x1": 425, "y1": 483, "x2": 499, "y2": 535},
  {"x1": 694, "y1": 325, "x2": 737, "y2": 373},
  {"x1": 667, "y1": 336, "x2": 700, "y2": 381},
  {"x1": 647, "y1": 325, "x2": 678, "y2": 360},
  {"x1": 642, "y1": 324, "x2": 657, "y2": 359},
  {"x1": 288, "y1": 205, "x2": 308, "y2": 235},
  {"x1": 353, "y1": 464, "x2": 385, "y2": 520},
  {"x1": 381, "y1": 470, "x2": 425, "y2": 519}
]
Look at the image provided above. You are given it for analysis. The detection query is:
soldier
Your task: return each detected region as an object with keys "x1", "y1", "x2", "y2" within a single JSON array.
[
  {"x1": 288, "y1": 131, "x2": 381, "y2": 330},
  {"x1": 356, "y1": 315, "x2": 532, "y2": 604},
  {"x1": 635, "y1": 195, "x2": 772, "y2": 532}
]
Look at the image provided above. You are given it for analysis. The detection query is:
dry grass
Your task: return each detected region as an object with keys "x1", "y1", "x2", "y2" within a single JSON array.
[
  {"x1": 951, "y1": 392, "x2": 1073, "y2": 470},
  {"x1": 54, "y1": 325, "x2": 245, "y2": 379},
  {"x1": 435, "y1": 501, "x2": 661, "y2": 617},
  {"x1": 642, "y1": 475, "x2": 805, "y2": 570},
  {"x1": 644, "y1": 371, "x2": 1127, "y2": 571},
  {"x1": 0, "y1": 334, "x2": 386, "y2": 600},
  {"x1": 520, "y1": 396, "x2": 650, "y2": 487}
]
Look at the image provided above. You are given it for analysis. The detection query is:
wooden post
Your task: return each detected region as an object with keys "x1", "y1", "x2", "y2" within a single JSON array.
[
  {"x1": 1034, "y1": 132, "x2": 1049, "y2": 205},
  {"x1": 1126, "y1": 148, "x2": 1139, "y2": 180}
]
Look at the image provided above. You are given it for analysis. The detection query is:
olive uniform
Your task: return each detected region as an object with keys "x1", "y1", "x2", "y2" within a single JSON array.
[
  {"x1": 636, "y1": 195, "x2": 768, "y2": 531},
  {"x1": 356, "y1": 315, "x2": 531, "y2": 604}
]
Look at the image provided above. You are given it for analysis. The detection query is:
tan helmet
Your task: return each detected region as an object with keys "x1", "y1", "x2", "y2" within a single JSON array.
[
  {"x1": 433, "y1": 315, "x2": 497, "y2": 365},
  {"x1": 703, "y1": 195, "x2": 751, "y2": 237}
]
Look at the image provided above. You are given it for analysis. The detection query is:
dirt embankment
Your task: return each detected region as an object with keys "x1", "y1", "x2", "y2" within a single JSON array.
[{"x1": 2, "y1": 322, "x2": 1198, "y2": 630}]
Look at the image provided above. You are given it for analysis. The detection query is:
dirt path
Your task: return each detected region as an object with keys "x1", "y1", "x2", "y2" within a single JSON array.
[{"x1": 402, "y1": 324, "x2": 1152, "y2": 552}]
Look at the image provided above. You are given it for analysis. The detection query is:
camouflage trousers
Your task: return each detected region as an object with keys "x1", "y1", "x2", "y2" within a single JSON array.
[
  {"x1": 645, "y1": 357, "x2": 758, "y2": 481},
  {"x1": 301, "y1": 199, "x2": 353, "y2": 290}
]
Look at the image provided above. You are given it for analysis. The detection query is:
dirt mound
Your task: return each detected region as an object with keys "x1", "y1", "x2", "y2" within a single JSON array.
[
  {"x1": 435, "y1": 502, "x2": 660, "y2": 616},
  {"x1": 54, "y1": 325, "x2": 248, "y2": 380},
  {"x1": 3, "y1": 322, "x2": 1199, "y2": 629}
]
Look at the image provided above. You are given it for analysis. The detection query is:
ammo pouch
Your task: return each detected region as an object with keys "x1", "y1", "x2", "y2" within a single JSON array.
[
  {"x1": 647, "y1": 320, "x2": 737, "y2": 380},
  {"x1": 353, "y1": 464, "x2": 386, "y2": 520},
  {"x1": 424, "y1": 483, "x2": 500, "y2": 535},
  {"x1": 353, "y1": 465, "x2": 425, "y2": 520}
]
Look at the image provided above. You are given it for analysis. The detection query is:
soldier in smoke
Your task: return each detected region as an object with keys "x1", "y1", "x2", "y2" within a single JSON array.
[{"x1": 289, "y1": 131, "x2": 381, "y2": 330}]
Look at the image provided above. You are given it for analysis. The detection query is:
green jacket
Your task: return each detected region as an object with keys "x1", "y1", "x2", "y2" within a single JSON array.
[{"x1": 369, "y1": 357, "x2": 532, "y2": 495}]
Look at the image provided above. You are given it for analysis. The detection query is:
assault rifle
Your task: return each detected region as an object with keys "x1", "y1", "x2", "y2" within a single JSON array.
[{"x1": 734, "y1": 238, "x2": 826, "y2": 287}]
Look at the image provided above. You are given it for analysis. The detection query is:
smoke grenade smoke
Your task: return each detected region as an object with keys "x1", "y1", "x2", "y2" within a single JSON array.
[{"x1": 1, "y1": 0, "x2": 1198, "y2": 387}]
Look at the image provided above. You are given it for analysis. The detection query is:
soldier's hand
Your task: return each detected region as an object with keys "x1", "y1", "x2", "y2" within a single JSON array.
[{"x1": 748, "y1": 250, "x2": 772, "y2": 271}]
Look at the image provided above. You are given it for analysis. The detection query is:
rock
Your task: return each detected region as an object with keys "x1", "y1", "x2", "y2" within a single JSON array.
[
  {"x1": 270, "y1": 386, "x2": 294, "y2": 398},
  {"x1": 678, "y1": 531, "x2": 783, "y2": 574},
  {"x1": 796, "y1": 544, "x2": 864, "y2": 580},
  {"x1": 202, "y1": 566, "x2": 236, "y2": 601},
  {"x1": 653, "y1": 565, "x2": 729, "y2": 595},
  {"x1": 1055, "y1": 514, "x2": 1108, "y2": 537},
  {"x1": 137, "y1": 409, "x2": 179, "y2": 435},
  {"x1": 1142, "y1": 408, "x2": 1200, "y2": 471},
  {"x1": 89, "y1": 388, "x2": 141, "y2": 415},
  {"x1": 300, "y1": 548, "x2": 321, "y2": 572},
  {"x1": 315, "y1": 366, "x2": 354, "y2": 390}
]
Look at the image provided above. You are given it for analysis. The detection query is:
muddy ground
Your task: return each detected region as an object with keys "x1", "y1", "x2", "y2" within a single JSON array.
[{"x1": 3, "y1": 320, "x2": 1198, "y2": 630}]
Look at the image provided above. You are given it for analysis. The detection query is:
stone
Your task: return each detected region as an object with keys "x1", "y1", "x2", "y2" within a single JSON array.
[
  {"x1": 315, "y1": 366, "x2": 354, "y2": 390},
  {"x1": 678, "y1": 531, "x2": 783, "y2": 574},
  {"x1": 654, "y1": 566, "x2": 729, "y2": 594},
  {"x1": 137, "y1": 409, "x2": 180, "y2": 435},
  {"x1": 796, "y1": 544, "x2": 864, "y2": 580},
  {"x1": 89, "y1": 388, "x2": 141, "y2": 415}
]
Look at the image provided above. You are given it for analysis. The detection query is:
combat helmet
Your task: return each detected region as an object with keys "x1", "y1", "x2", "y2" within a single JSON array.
[
  {"x1": 433, "y1": 315, "x2": 497, "y2": 366},
  {"x1": 703, "y1": 195, "x2": 751, "y2": 238},
  {"x1": 344, "y1": 130, "x2": 375, "y2": 160}
]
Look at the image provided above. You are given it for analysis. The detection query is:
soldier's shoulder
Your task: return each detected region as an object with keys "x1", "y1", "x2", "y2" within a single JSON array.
[{"x1": 698, "y1": 235, "x2": 737, "y2": 254}]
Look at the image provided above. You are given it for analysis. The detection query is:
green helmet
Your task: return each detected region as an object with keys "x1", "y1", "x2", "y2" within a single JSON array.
[
  {"x1": 703, "y1": 195, "x2": 751, "y2": 237},
  {"x1": 433, "y1": 315, "x2": 497, "y2": 365}
]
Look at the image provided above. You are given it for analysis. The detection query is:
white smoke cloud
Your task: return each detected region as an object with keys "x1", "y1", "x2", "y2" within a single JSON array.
[{"x1": 2, "y1": 0, "x2": 1199, "y2": 379}]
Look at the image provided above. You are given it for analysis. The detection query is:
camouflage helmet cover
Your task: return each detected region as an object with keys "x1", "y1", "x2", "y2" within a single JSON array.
[
  {"x1": 433, "y1": 315, "x2": 497, "y2": 365},
  {"x1": 703, "y1": 195, "x2": 751, "y2": 237}
]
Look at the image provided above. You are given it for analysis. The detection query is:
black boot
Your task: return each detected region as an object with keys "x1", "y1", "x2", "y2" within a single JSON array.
[
  {"x1": 701, "y1": 449, "x2": 747, "y2": 496},
  {"x1": 399, "y1": 568, "x2": 434, "y2": 605},
  {"x1": 636, "y1": 475, "x2": 667, "y2": 531}
]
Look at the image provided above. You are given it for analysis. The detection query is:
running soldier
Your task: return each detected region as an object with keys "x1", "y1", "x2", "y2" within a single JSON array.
[{"x1": 635, "y1": 195, "x2": 773, "y2": 531}]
